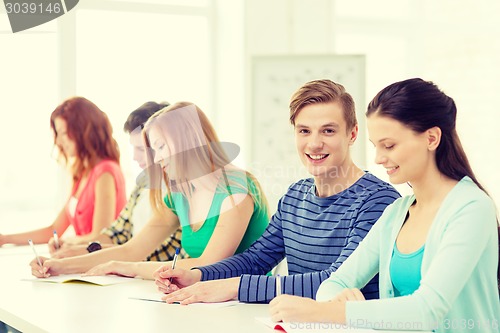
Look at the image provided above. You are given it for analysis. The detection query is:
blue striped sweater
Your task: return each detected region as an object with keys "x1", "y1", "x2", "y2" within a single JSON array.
[{"x1": 197, "y1": 173, "x2": 400, "y2": 303}]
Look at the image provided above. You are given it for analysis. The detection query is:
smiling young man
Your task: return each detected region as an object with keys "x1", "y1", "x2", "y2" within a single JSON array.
[{"x1": 152, "y1": 79, "x2": 401, "y2": 304}]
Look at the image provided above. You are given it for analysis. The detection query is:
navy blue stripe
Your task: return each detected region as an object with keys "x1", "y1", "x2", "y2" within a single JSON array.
[{"x1": 197, "y1": 173, "x2": 399, "y2": 303}]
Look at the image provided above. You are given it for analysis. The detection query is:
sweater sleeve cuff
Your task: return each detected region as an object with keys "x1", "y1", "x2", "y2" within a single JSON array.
[
  {"x1": 195, "y1": 265, "x2": 233, "y2": 281},
  {"x1": 238, "y1": 274, "x2": 275, "y2": 303},
  {"x1": 194, "y1": 266, "x2": 211, "y2": 281}
]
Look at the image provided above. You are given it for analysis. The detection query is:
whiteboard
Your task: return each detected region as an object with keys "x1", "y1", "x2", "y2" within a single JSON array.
[{"x1": 249, "y1": 55, "x2": 366, "y2": 209}]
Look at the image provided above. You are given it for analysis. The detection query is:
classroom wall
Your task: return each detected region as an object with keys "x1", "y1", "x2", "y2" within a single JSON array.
[
  {"x1": 1, "y1": 0, "x2": 499, "y2": 233},
  {"x1": 0, "y1": 1, "x2": 216, "y2": 233},
  {"x1": 239, "y1": 0, "x2": 500, "y2": 211},
  {"x1": 243, "y1": 0, "x2": 340, "y2": 209}
]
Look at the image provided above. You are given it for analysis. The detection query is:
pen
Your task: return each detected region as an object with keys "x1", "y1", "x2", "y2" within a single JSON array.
[
  {"x1": 53, "y1": 230, "x2": 60, "y2": 249},
  {"x1": 28, "y1": 239, "x2": 42, "y2": 268},
  {"x1": 169, "y1": 247, "x2": 180, "y2": 283},
  {"x1": 276, "y1": 274, "x2": 281, "y2": 297}
]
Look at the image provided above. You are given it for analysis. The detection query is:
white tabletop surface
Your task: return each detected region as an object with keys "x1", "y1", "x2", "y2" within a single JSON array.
[
  {"x1": 0, "y1": 245, "x2": 431, "y2": 333},
  {"x1": 0, "y1": 245, "x2": 273, "y2": 333}
]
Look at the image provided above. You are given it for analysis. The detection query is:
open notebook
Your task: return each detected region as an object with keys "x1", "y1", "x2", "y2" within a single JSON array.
[
  {"x1": 24, "y1": 274, "x2": 137, "y2": 286},
  {"x1": 130, "y1": 292, "x2": 240, "y2": 308},
  {"x1": 256, "y1": 317, "x2": 375, "y2": 333}
]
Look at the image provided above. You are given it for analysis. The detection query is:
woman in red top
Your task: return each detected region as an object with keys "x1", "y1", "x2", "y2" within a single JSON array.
[{"x1": 0, "y1": 97, "x2": 126, "y2": 248}]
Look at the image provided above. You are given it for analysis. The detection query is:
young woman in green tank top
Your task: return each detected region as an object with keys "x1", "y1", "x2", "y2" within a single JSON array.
[{"x1": 80, "y1": 102, "x2": 269, "y2": 280}]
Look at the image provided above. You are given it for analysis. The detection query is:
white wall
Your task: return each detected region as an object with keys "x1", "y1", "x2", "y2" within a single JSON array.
[
  {"x1": 1, "y1": 0, "x2": 499, "y2": 234},
  {"x1": 0, "y1": 1, "x2": 214, "y2": 233},
  {"x1": 242, "y1": 0, "x2": 500, "y2": 211}
]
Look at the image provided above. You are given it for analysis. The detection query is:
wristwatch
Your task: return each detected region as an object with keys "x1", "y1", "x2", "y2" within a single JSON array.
[{"x1": 86, "y1": 241, "x2": 102, "y2": 253}]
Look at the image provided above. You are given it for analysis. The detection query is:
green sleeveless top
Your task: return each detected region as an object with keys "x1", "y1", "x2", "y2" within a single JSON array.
[{"x1": 164, "y1": 172, "x2": 268, "y2": 258}]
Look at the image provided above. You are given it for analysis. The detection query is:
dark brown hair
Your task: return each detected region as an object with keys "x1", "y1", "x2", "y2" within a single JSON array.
[
  {"x1": 123, "y1": 101, "x2": 170, "y2": 133},
  {"x1": 367, "y1": 78, "x2": 499, "y2": 283},
  {"x1": 367, "y1": 78, "x2": 484, "y2": 191}
]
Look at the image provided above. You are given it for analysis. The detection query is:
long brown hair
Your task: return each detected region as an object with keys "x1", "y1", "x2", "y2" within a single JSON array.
[{"x1": 50, "y1": 97, "x2": 120, "y2": 182}]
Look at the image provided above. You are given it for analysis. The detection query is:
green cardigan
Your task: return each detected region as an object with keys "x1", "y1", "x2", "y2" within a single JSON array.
[{"x1": 317, "y1": 177, "x2": 499, "y2": 333}]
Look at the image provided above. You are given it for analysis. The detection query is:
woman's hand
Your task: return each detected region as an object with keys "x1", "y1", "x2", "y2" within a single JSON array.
[
  {"x1": 51, "y1": 244, "x2": 90, "y2": 259},
  {"x1": 84, "y1": 261, "x2": 137, "y2": 278},
  {"x1": 269, "y1": 295, "x2": 333, "y2": 323},
  {"x1": 48, "y1": 236, "x2": 64, "y2": 255},
  {"x1": 161, "y1": 277, "x2": 240, "y2": 305},
  {"x1": 332, "y1": 288, "x2": 365, "y2": 302},
  {"x1": 59, "y1": 236, "x2": 81, "y2": 246},
  {"x1": 29, "y1": 256, "x2": 64, "y2": 278},
  {"x1": 269, "y1": 289, "x2": 364, "y2": 324},
  {"x1": 153, "y1": 266, "x2": 202, "y2": 293}
]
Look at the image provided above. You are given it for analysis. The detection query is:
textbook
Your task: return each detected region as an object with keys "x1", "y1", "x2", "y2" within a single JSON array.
[
  {"x1": 24, "y1": 274, "x2": 137, "y2": 286},
  {"x1": 255, "y1": 317, "x2": 376, "y2": 332},
  {"x1": 129, "y1": 292, "x2": 240, "y2": 307}
]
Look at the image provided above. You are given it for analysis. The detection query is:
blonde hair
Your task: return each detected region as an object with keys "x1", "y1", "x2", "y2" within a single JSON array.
[
  {"x1": 143, "y1": 102, "x2": 268, "y2": 216},
  {"x1": 289, "y1": 79, "x2": 357, "y2": 132}
]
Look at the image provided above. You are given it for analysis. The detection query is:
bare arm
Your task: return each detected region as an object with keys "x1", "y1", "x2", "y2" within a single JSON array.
[
  {"x1": 0, "y1": 206, "x2": 70, "y2": 246},
  {"x1": 103, "y1": 193, "x2": 255, "y2": 280},
  {"x1": 174, "y1": 193, "x2": 254, "y2": 269},
  {"x1": 51, "y1": 234, "x2": 114, "y2": 258},
  {"x1": 34, "y1": 209, "x2": 179, "y2": 275},
  {"x1": 65, "y1": 172, "x2": 117, "y2": 244}
]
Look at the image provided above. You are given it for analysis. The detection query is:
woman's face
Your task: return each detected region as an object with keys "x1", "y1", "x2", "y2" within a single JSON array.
[
  {"x1": 367, "y1": 114, "x2": 432, "y2": 185},
  {"x1": 54, "y1": 117, "x2": 77, "y2": 158},
  {"x1": 148, "y1": 126, "x2": 174, "y2": 173}
]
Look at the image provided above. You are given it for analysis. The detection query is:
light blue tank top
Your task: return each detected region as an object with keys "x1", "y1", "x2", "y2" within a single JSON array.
[{"x1": 389, "y1": 243, "x2": 425, "y2": 297}]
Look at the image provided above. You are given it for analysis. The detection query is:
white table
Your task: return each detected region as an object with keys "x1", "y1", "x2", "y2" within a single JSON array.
[
  {"x1": 0, "y1": 246, "x2": 431, "y2": 333},
  {"x1": 0, "y1": 245, "x2": 273, "y2": 333}
]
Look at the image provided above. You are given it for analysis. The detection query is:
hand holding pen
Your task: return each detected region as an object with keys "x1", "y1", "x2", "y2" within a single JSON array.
[
  {"x1": 29, "y1": 239, "x2": 42, "y2": 267},
  {"x1": 29, "y1": 239, "x2": 50, "y2": 278},
  {"x1": 48, "y1": 230, "x2": 62, "y2": 255},
  {"x1": 169, "y1": 247, "x2": 180, "y2": 283},
  {"x1": 153, "y1": 248, "x2": 202, "y2": 294},
  {"x1": 53, "y1": 230, "x2": 60, "y2": 249}
]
